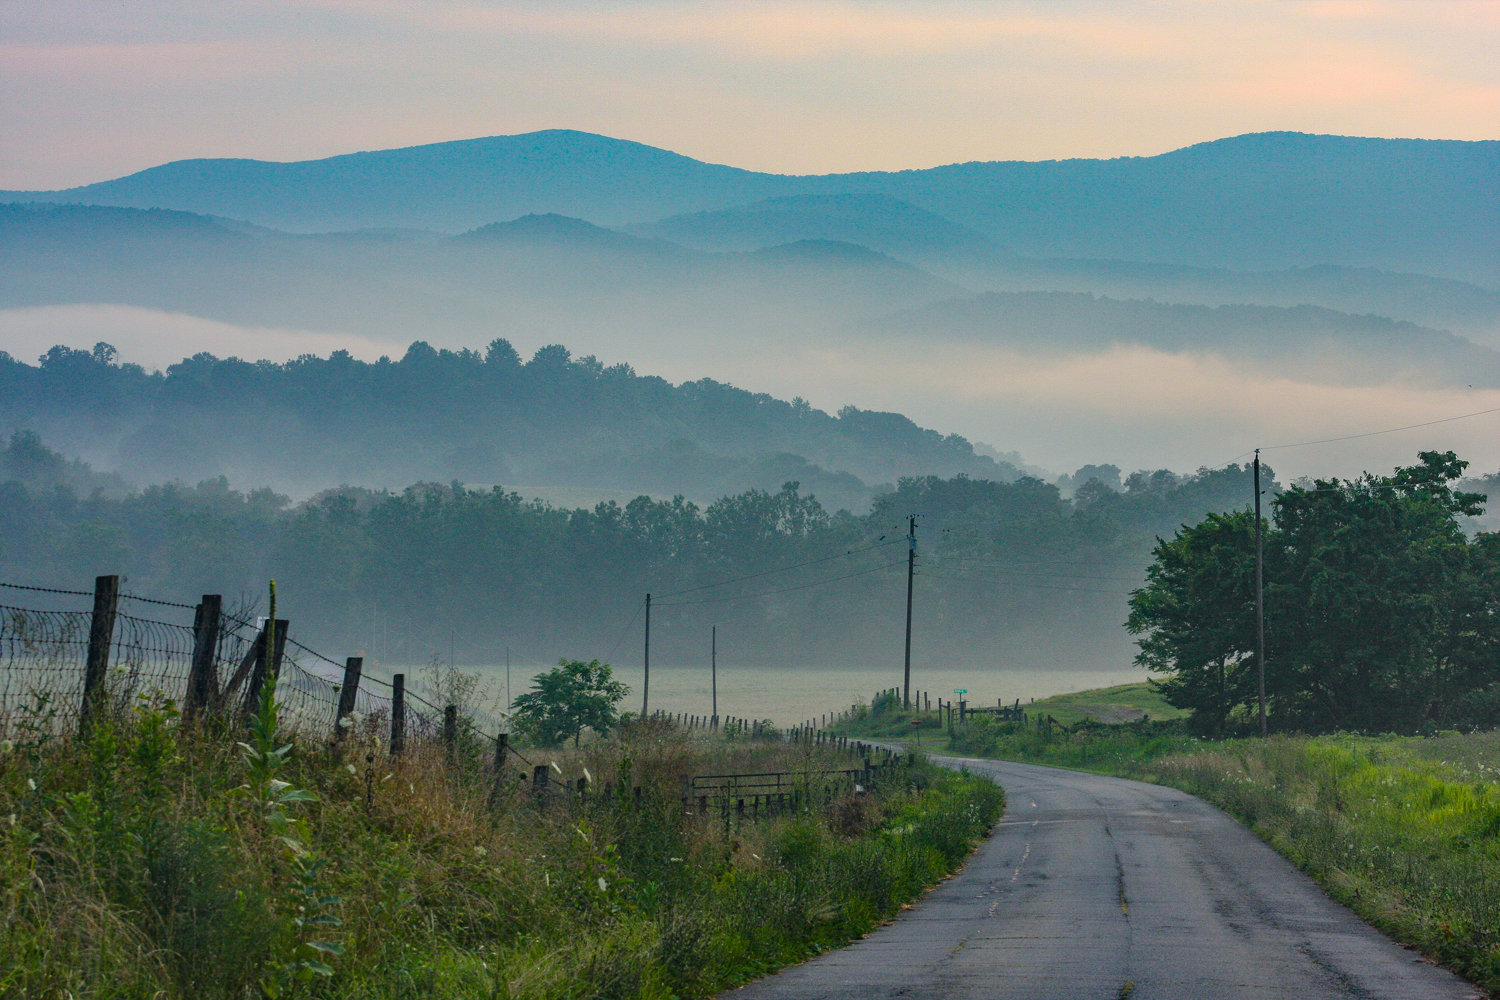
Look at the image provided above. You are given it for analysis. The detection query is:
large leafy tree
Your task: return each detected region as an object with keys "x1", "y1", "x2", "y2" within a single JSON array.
[
  {"x1": 1129, "y1": 451, "x2": 1500, "y2": 734},
  {"x1": 511, "y1": 659, "x2": 629, "y2": 748},
  {"x1": 1126, "y1": 510, "x2": 1258, "y2": 736}
]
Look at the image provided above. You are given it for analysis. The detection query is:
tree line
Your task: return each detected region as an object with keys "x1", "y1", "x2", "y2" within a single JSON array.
[{"x1": 0, "y1": 430, "x2": 1260, "y2": 673}]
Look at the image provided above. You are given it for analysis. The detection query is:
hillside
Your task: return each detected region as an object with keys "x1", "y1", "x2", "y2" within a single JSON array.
[{"x1": 0, "y1": 341, "x2": 1019, "y2": 509}]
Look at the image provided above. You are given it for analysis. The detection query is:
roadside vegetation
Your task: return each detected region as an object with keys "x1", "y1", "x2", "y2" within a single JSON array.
[{"x1": 0, "y1": 677, "x2": 1002, "y2": 999}]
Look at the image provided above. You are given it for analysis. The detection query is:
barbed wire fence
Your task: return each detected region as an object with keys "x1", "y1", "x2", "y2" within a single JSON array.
[
  {"x1": 0, "y1": 577, "x2": 511, "y2": 764},
  {"x1": 0, "y1": 575, "x2": 891, "y2": 818}
]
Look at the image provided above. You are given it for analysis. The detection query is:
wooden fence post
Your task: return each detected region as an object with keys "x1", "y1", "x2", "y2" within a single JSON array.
[
  {"x1": 241, "y1": 618, "x2": 289, "y2": 722},
  {"x1": 183, "y1": 593, "x2": 221, "y2": 722},
  {"x1": 390, "y1": 673, "x2": 406, "y2": 755},
  {"x1": 79, "y1": 574, "x2": 120, "y2": 736},
  {"x1": 532, "y1": 764, "x2": 550, "y2": 804},
  {"x1": 443, "y1": 704, "x2": 458, "y2": 761},
  {"x1": 493, "y1": 731, "x2": 509, "y2": 772},
  {"x1": 333, "y1": 656, "x2": 363, "y2": 742}
]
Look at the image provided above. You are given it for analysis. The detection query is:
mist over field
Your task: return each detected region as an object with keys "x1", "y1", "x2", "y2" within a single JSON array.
[{"x1": 3, "y1": 129, "x2": 1498, "y2": 687}]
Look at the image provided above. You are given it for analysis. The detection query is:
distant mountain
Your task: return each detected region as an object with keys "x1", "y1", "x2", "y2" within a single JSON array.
[
  {"x1": 0, "y1": 202, "x2": 963, "y2": 347},
  {"x1": 2, "y1": 202, "x2": 1493, "y2": 395},
  {"x1": 6, "y1": 130, "x2": 1496, "y2": 281},
  {"x1": 628, "y1": 192, "x2": 1003, "y2": 263}
]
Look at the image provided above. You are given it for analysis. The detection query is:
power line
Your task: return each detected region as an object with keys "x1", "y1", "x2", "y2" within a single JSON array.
[
  {"x1": 655, "y1": 559, "x2": 906, "y2": 608},
  {"x1": 653, "y1": 538, "x2": 899, "y2": 600},
  {"x1": 602, "y1": 600, "x2": 645, "y2": 660},
  {"x1": 922, "y1": 569, "x2": 1133, "y2": 596},
  {"x1": 1253, "y1": 404, "x2": 1500, "y2": 455},
  {"x1": 929, "y1": 556, "x2": 1143, "y2": 583}
]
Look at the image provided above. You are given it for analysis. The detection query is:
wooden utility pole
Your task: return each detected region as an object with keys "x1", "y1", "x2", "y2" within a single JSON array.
[
  {"x1": 642, "y1": 593, "x2": 651, "y2": 718},
  {"x1": 711, "y1": 624, "x2": 718, "y2": 727},
  {"x1": 1254, "y1": 451, "x2": 1267, "y2": 737},
  {"x1": 903, "y1": 515, "x2": 916, "y2": 709}
]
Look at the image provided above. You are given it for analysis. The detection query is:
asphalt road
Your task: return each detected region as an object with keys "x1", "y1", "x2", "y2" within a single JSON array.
[{"x1": 725, "y1": 756, "x2": 1482, "y2": 1000}]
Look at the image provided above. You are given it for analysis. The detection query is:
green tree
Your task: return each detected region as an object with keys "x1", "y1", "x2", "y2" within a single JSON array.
[
  {"x1": 1268, "y1": 451, "x2": 1488, "y2": 731},
  {"x1": 511, "y1": 659, "x2": 629, "y2": 747},
  {"x1": 1129, "y1": 451, "x2": 1500, "y2": 734},
  {"x1": 1126, "y1": 510, "x2": 1258, "y2": 736}
]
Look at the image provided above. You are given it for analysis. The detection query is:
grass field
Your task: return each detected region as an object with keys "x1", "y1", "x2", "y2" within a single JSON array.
[{"x1": 1023, "y1": 681, "x2": 1189, "y2": 727}]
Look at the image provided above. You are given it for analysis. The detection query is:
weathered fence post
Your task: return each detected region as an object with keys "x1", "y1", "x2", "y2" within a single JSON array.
[
  {"x1": 333, "y1": 656, "x2": 363, "y2": 741},
  {"x1": 493, "y1": 731, "x2": 509, "y2": 773},
  {"x1": 241, "y1": 618, "x2": 289, "y2": 722},
  {"x1": 79, "y1": 574, "x2": 120, "y2": 736},
  {"x1": 532, "y1": 764, "x2": 550, "y2": 805},
  {"x1": 443, "y1": 704, "x2": 458, "y2": 761},
  {"x1": 390, "y1": 673, "x2": 406, "y2": 755},
  {"x1": 183, "y1": 593, "x2": 221, "y2": 722}
]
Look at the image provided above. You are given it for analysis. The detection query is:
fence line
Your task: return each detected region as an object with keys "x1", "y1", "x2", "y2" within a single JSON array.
[{"x1": 0, "y1": 576, "x2": 499, "y2": 754}]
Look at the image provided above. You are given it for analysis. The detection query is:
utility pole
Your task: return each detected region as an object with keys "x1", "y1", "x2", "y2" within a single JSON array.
[
  {"x1": 711, "y1": 625, "x2": 718, "y2": 726},
  {"x1": 642, "y1": 593, "x2": 652, "y2": 718},
  {"x1": 903, "y1": 514, "x2": 916, "y2": 709},
  {"x1": 1254, "y1": 451, "x2": 1267, "y2": 737}
]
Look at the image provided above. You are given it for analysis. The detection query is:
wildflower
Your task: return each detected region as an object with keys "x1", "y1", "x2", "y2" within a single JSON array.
[
  {"x1": 550, "y1": 760, "x2": 563, "y2": 775},
  {"x1": 474, "y1": 845, "x2": 487, "y2": 858},
  {"x1": 345, "y1": 763, "x2": 357, "y2": 775},
  {"x1": 27, "y1": 778, "x2": 36, "y2": 791},
  {"x1": 1, "y1": 739, "x2": 13, "y2": 753},
  {"x1": 583, "y1": 766, "x2": 592, "y2": 783},
  {"x1": 381, "y1": 773, "x2": 394, "y2": 783},
  {"x1": 597, "y1": 877, "x2": 608, "y2": 892}
]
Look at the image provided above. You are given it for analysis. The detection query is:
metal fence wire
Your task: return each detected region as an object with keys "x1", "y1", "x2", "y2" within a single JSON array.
[{"x1": 0, "y1": 583, "x2": 503, "y2": 747}]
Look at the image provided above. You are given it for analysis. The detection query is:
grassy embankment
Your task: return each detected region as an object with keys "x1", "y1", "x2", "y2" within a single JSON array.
[
  {"x1": 841, "y1": 682, "x2": 1500, "y2": 992},
  {"x1": 0, "y1": 685, "x2": 1002, "y2": 1000}
]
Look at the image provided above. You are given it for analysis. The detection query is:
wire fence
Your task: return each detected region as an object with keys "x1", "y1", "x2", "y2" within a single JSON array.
[{"x1": 0, "y1": 579, "x2": 507, "y2": 750}]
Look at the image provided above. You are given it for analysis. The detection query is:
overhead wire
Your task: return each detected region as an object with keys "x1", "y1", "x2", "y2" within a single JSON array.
[
  {"x1": 654, "y1": 559, "x2": 906, "y2": 608},
  {"x1": 652, "y1": 538, "x2": 901, "y2": 600}
]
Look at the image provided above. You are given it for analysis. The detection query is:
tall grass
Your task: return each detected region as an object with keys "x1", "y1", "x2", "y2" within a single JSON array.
[
  {"x1": 1150, "y1": 734, "x2": 1500, "y2": 991},
  {"x1": 0, "y1": 698, "x2": 1001, "y2": 999}
]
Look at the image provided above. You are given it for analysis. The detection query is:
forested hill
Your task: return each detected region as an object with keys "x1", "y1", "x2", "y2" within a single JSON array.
[{"x1": 0, "y1": 341, "x2": 1023, "y2": 510}]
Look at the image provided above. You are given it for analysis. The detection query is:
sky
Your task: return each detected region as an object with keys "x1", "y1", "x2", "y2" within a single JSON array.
[{"x1": 3, "y1": 0, "x2": 1499, "y2": 189}]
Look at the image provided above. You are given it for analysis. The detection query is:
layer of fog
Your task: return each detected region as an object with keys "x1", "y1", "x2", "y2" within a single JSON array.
[{"x1": 6, "y1": 302, "x2": 1499, "y2": 489}]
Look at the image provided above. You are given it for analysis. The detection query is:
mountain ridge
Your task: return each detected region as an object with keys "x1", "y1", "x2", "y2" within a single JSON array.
[{"x1": 5, "y1": 130, "x2": 1495, "y2": 281}]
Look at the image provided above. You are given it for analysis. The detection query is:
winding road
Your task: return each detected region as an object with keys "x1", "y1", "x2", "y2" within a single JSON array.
[{"x1": 726, "y1": 756, "x2": 1481, "y2": 1000}]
